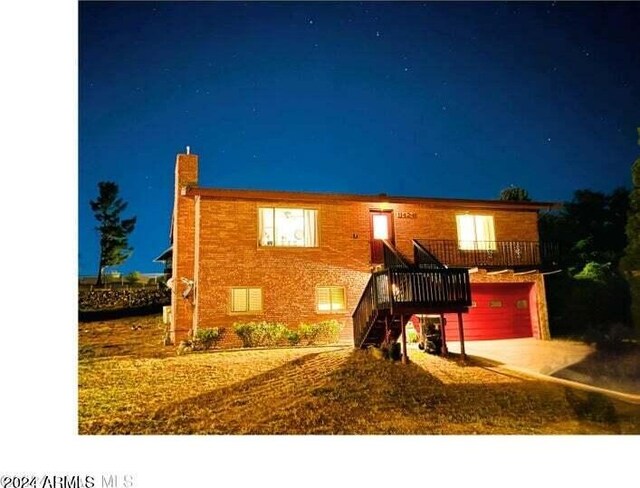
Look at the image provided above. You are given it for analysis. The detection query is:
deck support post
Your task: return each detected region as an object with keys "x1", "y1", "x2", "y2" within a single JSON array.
[
  {"x1": 439, "y1": 313, "x2": 448, "y2": 356},
  {"x1": 400, "y1": 314, "x2": 408, "y2": 364},
  {"x1": 457, "y1": 311, "x2": 466, "y2": 361}
]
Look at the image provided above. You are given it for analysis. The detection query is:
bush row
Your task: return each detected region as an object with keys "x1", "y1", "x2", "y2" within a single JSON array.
[
  {"x1": 180, "y1": 320, "x2": 343, "y2": 353},
  {"x1": 233, "y1": 320, "x2": 342, "y2": 348}
]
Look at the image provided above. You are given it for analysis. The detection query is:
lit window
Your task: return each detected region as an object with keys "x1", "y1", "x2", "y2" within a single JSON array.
[
  {"x1": 456, "y1": 215, "x2": 496, "y2": 250},
  {"x1": 316, "y1": 286, "x2": 346, "y2": 312},
  {"x1": 489, "y1": 300, "x2": 503, "y2": 308},
  {"x1": 372, "y1": 214, "x2": 389, "y2": 239},
  {"x1": 516, "y1": 299, "x2": 528, "y2": 309},
  {"x1": 259, "y1": 208, "x2": 318, "y2": 247},
  {"x1": 231, "y1": 287, "x2": 263, "y2": 313}
]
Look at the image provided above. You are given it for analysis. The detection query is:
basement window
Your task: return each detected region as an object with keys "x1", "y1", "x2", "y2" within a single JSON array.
[
  {"x1": 456, "y1": 215, "x2": 496, "y2": 251},
  {"x1": 316, "y1": 286, "x2": 346, "y2": 312},
  {"x1": 230, "y1": 287, "x2": 263, "y2": 313},
  {"x1": 259, "y1": 208, "x2": 318, "y2": 247}
]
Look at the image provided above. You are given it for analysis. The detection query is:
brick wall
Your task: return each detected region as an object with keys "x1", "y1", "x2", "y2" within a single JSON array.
[
  {"x1": 192, "y1": 198, "x2": 372, "y2": 347},
  {"x1": 171, "y1": 153, "x2": 549, "y2": 346},
  {"x1": 170, "y1": 153, "x2": 198, "y2": 343}
]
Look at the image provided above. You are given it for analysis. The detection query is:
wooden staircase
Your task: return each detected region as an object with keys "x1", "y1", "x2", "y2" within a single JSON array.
[{"x1": 352, "y1": 240, "x2": 472, "y2": 349}]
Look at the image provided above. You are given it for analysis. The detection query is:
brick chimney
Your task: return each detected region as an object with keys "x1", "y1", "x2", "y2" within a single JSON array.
[{"x1": 170, "y1": 149, "x2": 198, "y2": 344}]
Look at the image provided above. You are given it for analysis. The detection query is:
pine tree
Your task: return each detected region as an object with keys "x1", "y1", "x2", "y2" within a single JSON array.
[{"x1": 90, "y1": 182, "x2": 137, "y2": 286}]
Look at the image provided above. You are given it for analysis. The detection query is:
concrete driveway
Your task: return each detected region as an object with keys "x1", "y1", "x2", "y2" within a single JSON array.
[{"x1": 443, "y1": 337, "x2": 595, "y2": 375}]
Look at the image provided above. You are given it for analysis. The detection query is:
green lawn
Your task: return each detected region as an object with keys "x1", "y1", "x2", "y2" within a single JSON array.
[{"x1": 78, "y1": 315, "x2": 640, "y2": 434}]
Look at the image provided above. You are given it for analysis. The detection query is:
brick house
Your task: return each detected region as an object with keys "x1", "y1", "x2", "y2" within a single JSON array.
[{"x1": 163, "y1": 150, "x2": 558, "y2": 351}]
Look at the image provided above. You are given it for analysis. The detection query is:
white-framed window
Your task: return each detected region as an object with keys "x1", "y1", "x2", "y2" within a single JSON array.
[
  {"x1": 456, "y1": 214, "x2": 496, "y2": 250},
  {"x1": 259, "y1": 208, "x2": 318, "y2": 247},
  {"x1": 230, "y1": 287, "x2": 263, "y2": 313},
  {"x1": 316, "y1": 286, "x2": 346, "y2": 312}
]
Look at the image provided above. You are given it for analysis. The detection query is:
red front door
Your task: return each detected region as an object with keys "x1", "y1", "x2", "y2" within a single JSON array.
[{"x1": 370, "y1": 210, "x2": 394, "y2": 264}]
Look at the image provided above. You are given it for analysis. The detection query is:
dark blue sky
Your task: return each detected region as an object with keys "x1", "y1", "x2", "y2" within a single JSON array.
[{"x1": 79, "y1": 1, "x2": 640, "y2": 276}]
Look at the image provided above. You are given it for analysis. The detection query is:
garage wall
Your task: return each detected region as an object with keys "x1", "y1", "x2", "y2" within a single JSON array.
[{"x1": 442, "y1": 270, "x2": 550, "y2": 341}]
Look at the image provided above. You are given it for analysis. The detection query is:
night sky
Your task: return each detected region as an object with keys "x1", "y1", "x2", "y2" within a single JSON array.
[{"x1": 79, "y1": 1, "x2": 640, "y2": 276}]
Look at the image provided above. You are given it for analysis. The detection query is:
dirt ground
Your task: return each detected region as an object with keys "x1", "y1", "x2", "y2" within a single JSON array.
[{"x1": 78, "y1": 315, "x2": 640, "y2": 434}]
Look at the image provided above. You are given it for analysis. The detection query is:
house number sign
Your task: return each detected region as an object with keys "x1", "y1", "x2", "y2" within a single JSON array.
[{"x1": 396, "y1": 211, "x2": 417, "y2": 219}]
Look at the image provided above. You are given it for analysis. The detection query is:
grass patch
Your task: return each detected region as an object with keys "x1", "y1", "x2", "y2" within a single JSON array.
[{"x1": 78, "y1": 315, "x2": 640, "y2": 434}]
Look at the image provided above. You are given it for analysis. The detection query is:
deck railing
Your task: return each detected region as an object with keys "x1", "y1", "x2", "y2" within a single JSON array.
[
  {"x1": 414, "y1": 239, "x2": 559, "y2": 268},
  {"x1": 389, "y1": 268, "x2": 472, "y2": 309},
  {"x1": 352, "y1": 267, "x2": 471, "y2": 347}
]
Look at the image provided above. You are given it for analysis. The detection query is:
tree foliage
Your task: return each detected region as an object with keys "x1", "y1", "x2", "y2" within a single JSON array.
[
  {"x1": 620, "y1": 128, "x2": 640, "y2": 333},
  {"x1": 539, "y1": 187, "x2": 631, "y2": 338},
  {"x1": 499, "y1": 185, "x2": 531, "y2": 201},
  {"x1": 620, "y1": 129, "x2": 640, "y2": 273},
  {"x1": 90, "y1": 182, "x2": 137, "y2": 286},
  {"x1": 539, "y1": 188, "x2": 629, "y2": 272}
]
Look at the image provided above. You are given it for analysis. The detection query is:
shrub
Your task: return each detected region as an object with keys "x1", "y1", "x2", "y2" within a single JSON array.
[
  {"x1": 298, "y1": 323, "x2": 318, "y2": 345},
  {"x1": 233, "y1": 321, "x2": 288, "y2": 347},
  {"x1": 194, "y1": 327, "x2": 222, "y2": 350},
  {"x1": 285, "y1": 329, "x2": 301, "y2": 346},
  {"x1": 407, "y1": 331, "x2": 419, "y2": 343},
  {"x1": 125, "y1": 271, "x2": 142, "y2": 285},
  {"x1": 551, "y1": 263, "x2": 631, "y2": 338},
  {"x1": 298, "y1": 320, "x2": 342, "y2": 345}
]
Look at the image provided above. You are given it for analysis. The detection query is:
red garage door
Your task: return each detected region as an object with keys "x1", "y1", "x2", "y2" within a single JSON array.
[{"x1": 445, "y1": 283, "x2": 534, "y2": 341}]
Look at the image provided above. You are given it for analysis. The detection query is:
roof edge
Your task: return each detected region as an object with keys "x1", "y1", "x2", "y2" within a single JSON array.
[{"x1": 183, "y1": 186, "x2": 560, "y2": 211}]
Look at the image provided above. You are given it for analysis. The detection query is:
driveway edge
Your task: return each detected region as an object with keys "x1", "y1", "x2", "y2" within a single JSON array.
[{"x1": 477, "y1": 361, "x2": 640, "y2": 405}]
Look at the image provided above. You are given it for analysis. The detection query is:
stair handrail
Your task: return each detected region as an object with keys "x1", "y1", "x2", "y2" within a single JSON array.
[
  {"x1": 412, "y1": 239, "x2": 446, "y2": 269},
  {"x1": 382, "y1": 239, "x2": 410, "y2": 269}
]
